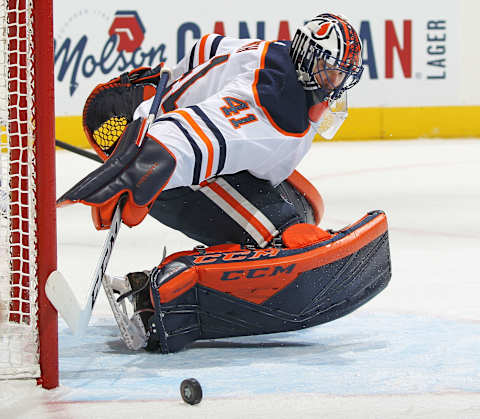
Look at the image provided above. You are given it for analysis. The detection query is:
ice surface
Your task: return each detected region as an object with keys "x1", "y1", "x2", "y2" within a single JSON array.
[{"x1": 1, "y1": 139, "x2": 479, "y2": 418}]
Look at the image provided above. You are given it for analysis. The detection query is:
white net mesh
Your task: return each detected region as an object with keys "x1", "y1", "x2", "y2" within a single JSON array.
[{"x1": 0, "y1": 0, "x2": 40, "y2": 379}]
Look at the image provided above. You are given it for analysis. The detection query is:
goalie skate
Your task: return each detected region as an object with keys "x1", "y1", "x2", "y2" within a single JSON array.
[{"x1": 102, "y1": 273, "x2": 151, "y2": 350}]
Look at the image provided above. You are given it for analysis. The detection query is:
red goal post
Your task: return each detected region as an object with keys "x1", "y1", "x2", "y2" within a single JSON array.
[{"x1": 0, "y1": 0, "x2": 57, "y2": 388}]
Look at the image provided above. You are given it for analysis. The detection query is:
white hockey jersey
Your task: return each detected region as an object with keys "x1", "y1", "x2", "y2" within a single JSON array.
[{"x1": 133, "y1": 34, "x2": 317, "y2": 190}]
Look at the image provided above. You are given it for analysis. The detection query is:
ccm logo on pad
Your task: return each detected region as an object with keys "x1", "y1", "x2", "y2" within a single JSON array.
[{"x1": 220, "y1": 264, "x2": 296, "y2": 281}]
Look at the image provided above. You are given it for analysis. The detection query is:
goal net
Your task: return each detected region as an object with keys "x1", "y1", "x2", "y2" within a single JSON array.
[{"x1": 0, "y1": 0, "x2": 57, "y2": 388}]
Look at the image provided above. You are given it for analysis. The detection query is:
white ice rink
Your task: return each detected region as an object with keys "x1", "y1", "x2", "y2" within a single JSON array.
[{"x1": 2, "y1": 139, "x2": 480, "y2": 418}]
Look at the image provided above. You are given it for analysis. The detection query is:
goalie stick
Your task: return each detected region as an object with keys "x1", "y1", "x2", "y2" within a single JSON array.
[
  {"x1": 46, "y1": 68, "x2": 172, "y2": 334},
  {"x1": 55, "y1": 139, "x2": 103, "y2": 163},
  {"x1": 45, "y1": 199, "x2": 124, "y2": 333}
]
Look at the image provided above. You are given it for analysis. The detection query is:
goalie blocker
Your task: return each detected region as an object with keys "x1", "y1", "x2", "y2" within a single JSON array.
[{"x1": 115, "y1": 210, "x2": 390, "y2": 353}]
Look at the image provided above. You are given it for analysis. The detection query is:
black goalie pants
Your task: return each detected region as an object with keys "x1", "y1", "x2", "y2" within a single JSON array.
[{"x1": 149, "y1": 171, "x2": 316, "y2": 247}]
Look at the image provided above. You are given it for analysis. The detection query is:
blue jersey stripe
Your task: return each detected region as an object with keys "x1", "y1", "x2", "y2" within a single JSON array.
[
  {"x1": 189, "y1": 105, "x2": 227, "y2": 175},
  {"x1": 155, "y1": 117, "x2": 202, "y2": 185},
  {"x1": 188, "y1": 43, "x2": 197, "y2": 72},
  {"x1": 210, "y1": 35, "x2": 224, "y2": 58}
]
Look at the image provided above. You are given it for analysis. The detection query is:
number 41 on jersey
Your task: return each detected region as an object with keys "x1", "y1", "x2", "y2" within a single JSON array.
[{"x1": 220, "y1": 97, "x2": 258, "y2": 129}]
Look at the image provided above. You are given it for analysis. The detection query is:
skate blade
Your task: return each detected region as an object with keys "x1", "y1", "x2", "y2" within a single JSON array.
[{"x1": 103, "y1": 274, "x2": 147, "y2": 350}]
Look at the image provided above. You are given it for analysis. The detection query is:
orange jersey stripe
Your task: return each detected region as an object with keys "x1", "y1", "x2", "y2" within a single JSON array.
[
  {"x1": 253, "y1": 42, "x2": 311, "y2": 138},
  {"x1": 206, "y1": 181, "x2": 274, "y2": 243},
  {"x1": 198, "y1": 34, "x2": 209, "y2": 65},
  {"x1": 172, "y1": 109, "x2": 214, "y2": 178}
]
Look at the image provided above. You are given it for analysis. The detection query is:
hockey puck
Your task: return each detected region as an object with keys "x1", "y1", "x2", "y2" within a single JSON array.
[{"x1": 180, "y1": 378, "x2": 203, "y2": 405}]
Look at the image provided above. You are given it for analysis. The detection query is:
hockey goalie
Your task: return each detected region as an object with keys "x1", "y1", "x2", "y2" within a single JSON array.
[{"x1": 58, "y1": 13, "x2": 391, "y2": 353}]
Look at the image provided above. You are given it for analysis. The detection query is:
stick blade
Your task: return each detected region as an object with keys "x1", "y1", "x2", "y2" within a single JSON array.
[{"x1": 46, "y1": 270, "x2": 89, "y2": 335}]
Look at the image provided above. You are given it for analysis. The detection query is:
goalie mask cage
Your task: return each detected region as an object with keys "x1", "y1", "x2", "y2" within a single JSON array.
[{"x1": 0, "y1": 0, "x2": 57, "y2": 388}]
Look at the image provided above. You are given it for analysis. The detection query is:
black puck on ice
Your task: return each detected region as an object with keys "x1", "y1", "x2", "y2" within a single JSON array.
[{"x1": 180, "y1": 378, "x2": 203, "y2": 405}]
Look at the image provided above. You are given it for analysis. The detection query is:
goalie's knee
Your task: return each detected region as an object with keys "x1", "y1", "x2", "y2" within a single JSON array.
[
  {"x1": 144, "y1": 211, "x2": 391, "y2": 354},
  {"x1": 283, "y1": 170, "x2": 324, "y2": 225}
]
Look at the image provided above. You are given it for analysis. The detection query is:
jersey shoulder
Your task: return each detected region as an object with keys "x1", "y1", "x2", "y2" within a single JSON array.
[
  {"x1": 177, "y1": 37, "x2": 310, "y2": 136},
  {"x1": 254, "y1": 41, "x2": 310, "y2": 135},
  {"x1": 254, "y1": 41, "x2": 310, "y2": 136},
  {"x1": 185, "y1": 34, "x2": 260, "y2": 72}
]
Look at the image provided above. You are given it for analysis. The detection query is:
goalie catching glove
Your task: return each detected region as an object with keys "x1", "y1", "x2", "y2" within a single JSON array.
[
  {"x1": 57, "y1": 117, "x2": 176, "y2": 229},
  {"x1": 83, "y1": 65, "x2": 163, "y2": 161}
]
